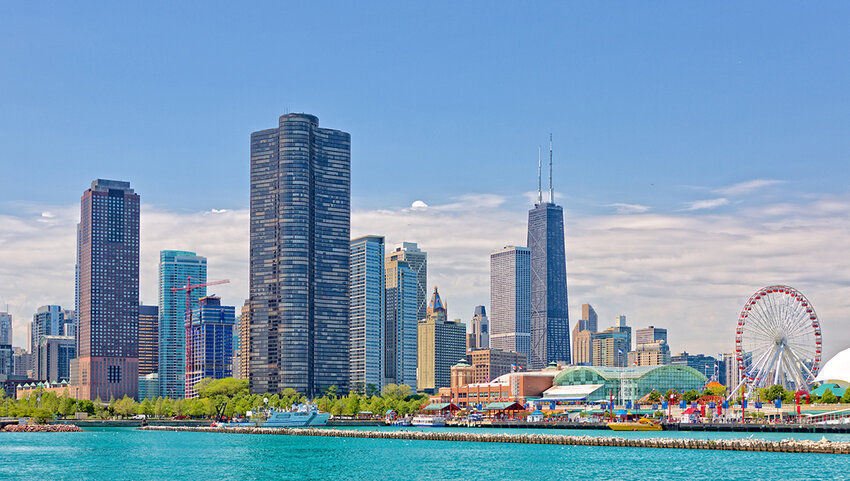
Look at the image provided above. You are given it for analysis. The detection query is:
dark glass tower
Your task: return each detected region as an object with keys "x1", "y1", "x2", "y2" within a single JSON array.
[
  {"x1": 71, "y1": 179, "x2": 139, "y2": 400},
  {"x1": 527, "y1": 140, "x2": 570, "y2": 369},
  {"x1": 249, "y1": 113, "x2": 350, "y2": 397}
]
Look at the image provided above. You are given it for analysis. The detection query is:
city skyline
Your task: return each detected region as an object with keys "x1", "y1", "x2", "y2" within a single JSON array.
[{"x1": 2, "y1": 3, "x2": 850, "y2": 365}]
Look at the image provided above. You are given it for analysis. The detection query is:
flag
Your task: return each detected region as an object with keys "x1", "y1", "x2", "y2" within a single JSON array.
[
  {"x1": 618, "y1": 349, "x2": 624, "y2": 354},
  {"x1": 511, "y1": 363, "x2": 517, "y2": 370}
]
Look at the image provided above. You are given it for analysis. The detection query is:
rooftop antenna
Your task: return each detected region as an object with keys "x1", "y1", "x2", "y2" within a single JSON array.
[
  {"x1": 537, "y1": 146, "x2": 542, "y2": 204},
  {"x1": 549, "y1": 133, "x2": 554, "y2": 203}
]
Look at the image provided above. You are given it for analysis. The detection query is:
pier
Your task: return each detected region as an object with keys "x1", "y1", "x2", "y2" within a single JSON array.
[{"x1": 138, "y1": 426, "x2": 850, "y2": 454}]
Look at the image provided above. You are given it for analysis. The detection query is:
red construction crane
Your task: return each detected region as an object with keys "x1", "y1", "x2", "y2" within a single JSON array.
[{"x1": 172, "y1": 276, "x2": 230, "y2": 397}]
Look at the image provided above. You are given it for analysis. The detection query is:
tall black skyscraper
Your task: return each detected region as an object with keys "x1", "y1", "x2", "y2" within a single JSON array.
[
  {"x1": 249, "y1": 113, "x2": 351, "y2": 397},
  {"x1": 527, "y1": 138, "x2": 570, "y2": 369}
]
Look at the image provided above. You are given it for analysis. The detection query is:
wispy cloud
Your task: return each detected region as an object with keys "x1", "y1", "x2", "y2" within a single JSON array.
[
  {"x1": 2, "y1": 193, "x2": 849, "y2": 363},
  {"x1": 680, "y1": 198, "x2": 729, "y2": 211},
  {"x1": 607, "y1": 203, "x2": 650, "y2": 215},
  {"x1": 713, "y1": 179, "x2": 785, "y2": 196}
]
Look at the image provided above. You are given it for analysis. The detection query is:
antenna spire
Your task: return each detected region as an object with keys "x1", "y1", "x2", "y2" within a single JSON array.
[
  {"x1": 537, "y1": 146, "x2": 542, "y2": 204},
  {"x1": 548, "y1": 133, "x2": 554, "y2": 203}
]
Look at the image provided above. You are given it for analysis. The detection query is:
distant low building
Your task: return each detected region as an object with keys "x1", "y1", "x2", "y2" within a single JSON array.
[
  {"x1": 466, "y1": 348, "x2": 527, "y2": 384},
  {"x1": 671, "y1": 352, "x2": 717, "y2": 379},
  {"x1": 36, "y1": 336, "x2": 76, "y2": 383},
  {"x1": 545, "y1": 365, "x2": 707, "y2": 404},
  {"x1": 628, "y1": 340, "x2": 671, "y2": 367}
]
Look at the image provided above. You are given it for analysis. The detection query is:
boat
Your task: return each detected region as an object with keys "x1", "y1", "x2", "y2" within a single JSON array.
[
  {"x1": 391, "y1": 417, "x2": 411, "y2": 426},
  {"x1": 411, "y1": 415, "x2": 447, "y2": 427},
  {"x1": 607, "y1": 418, "x2": 663, "y2": 431},
  {"x1": 224, "y1": 405, "x2": 330, "y2": 428}
]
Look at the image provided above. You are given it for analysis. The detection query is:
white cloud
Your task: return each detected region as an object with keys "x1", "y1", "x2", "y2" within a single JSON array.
[
  {"x1": 2, "y1": 192, "x2": 849, "y2": 367},
  {"x1": 713, "y1": 179, "x2": 785, "y2": 196},
  {"x1": 681, "y1": 198, "x2": 729, "y2": 211},
  {"x1": 607, "y1": 203, "x2": 650, "y2": 215},
  {"x1": 410, "y1": 200, "x2": 428, "y2": 211}
]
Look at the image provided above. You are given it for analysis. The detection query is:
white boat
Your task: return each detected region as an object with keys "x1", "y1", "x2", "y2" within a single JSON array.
[
  {"x1": 226, "y1": 405, "x2": 330, "y2": 428},
  {"x1": 391, "y1": 417, "x2": 411, "y2": 426},
  {"x1": 411, "y1": 415, "x2": 446, "y2": 427}
]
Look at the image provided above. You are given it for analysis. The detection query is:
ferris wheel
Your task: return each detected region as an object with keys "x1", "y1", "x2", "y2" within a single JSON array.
[{"x1": 734, "y1": 285, "x2": 822, "y2": 393}]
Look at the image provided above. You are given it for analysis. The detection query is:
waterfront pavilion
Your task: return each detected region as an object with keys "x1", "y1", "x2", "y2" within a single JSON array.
[{"x1": 550, "y1": 365, "x2": 707, "y2": 403}]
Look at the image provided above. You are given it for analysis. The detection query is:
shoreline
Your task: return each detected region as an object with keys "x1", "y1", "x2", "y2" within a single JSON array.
[{"x1": 138, "y1": 425, "x2": 850, "y2": 454}]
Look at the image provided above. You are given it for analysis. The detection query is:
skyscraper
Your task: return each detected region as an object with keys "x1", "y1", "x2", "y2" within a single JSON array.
[
  {"x1": 612, "y1": 315, "x2": 632, "y2": 352},
  {"x1": 417, "y1": 287, "x2": 466, "y2": 392},
  {"x1": 489, "y1": 246, "x2": 531, "y2": 358},
  {"x1": 591, "y1": 328, "x2": 629, "y2": 367},
  {"x1": 579, "y1": 304, "x2": 598, "y2": 332},
  {"x1": 31, "y1": 305, "x2": 63, "y2": 354},
  {"x1": 385, "y1": 258, "x2": 418, "y2": 388},
  {"x1": 387, "y1": 242, "x2": 427, "y2": 322},
  {"x1": 249, "y1": 113, "x2": 350, "y2": 397},
  {"x1": 349, "y1": 235, "x2": 385, "y2": 392},
  {"x1": 236, "y1": 299, "x2": 250, "y2": 380},
  {"x1": 527, "y1": 139, "x2": 570, "y2": 369},
  {"x1": 36, "y1": 335, "x2": 76, "y2": 382},
  {"x1": 138, "y1": 305, "x2": 158, "y2": 376},
  {"x1": 185, "y1": 296, "x2": 235, "y2": 398},
  {"x1": 467, "y1": 305, "x2": 489, "y2": 351},
  {"x1": 71, "y1": 179, "x2": 139, "y2": 400},
  {"x1": 636, "y1": 326, "x2": 667, "y2": 347},
  {"x1": 159, "y1": 250, "x2": 207, "y2": 399},
  {"x1": 0, "y1": 312, "x2": 12, "y2": 346}
]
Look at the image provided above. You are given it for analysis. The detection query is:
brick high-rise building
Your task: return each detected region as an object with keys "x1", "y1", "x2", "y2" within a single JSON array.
[{"x1": 70, "y1": 179, "x2": 139, "y2": 400}]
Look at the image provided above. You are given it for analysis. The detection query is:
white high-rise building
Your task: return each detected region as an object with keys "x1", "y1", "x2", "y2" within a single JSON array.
[{"x1": 489, "y1": 246, "x2": 531, "y2": 358}]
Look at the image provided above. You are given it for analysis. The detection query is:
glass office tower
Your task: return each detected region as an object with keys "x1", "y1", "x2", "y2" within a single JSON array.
[
  {"x1": 249, "y1": 113, "x2": 351, "y2": 397},
  {"x1": 349, "y1": 236, "x2": 385, "y2": 392},
  {"x1": 158, "y1": 250, "x2": 207, "y2": 399}
]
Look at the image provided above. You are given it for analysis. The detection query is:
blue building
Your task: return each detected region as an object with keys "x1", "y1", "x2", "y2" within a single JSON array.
[
  {"x1": 249, "y1": 113, "x2": 351, "y2": 397},
  {"x1": 186, "y1": 296, "x2": 235, "y2": 398},
  {"x1": 527, "y1": 140, "x2": 571, "y2": 369},
  {"x1": 158, "y1": 250, "x2": 207, "y2": 399},
  {"x1": 385, "y1": 257, "x2": 418, "y2": 388},
  {"x1": 349, "y1": 236, "x2": 385, "y2": 392}
]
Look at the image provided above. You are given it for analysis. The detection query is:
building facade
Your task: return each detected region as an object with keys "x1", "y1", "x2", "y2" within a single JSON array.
[
  {"x1": 36, "y1": 335, "x2": 76, "y2": 382},
  {"x1": 186, "y1": 296, "x2": 236, "y2": 398},
  {"x1": 31, "y1": 305, "x2": 64, "y2": 354},
  {"x1": 671, "y1": 352, "x2": 718, "y2": 380},
  {"x1": 0, "y1": 312, "x2": 11, "y2": 346},
  {"x1": 628, "y1": 341, "x2": 671, "y2": 366},
  {"x1": 235, "y1": 300, "x2": 250, "y2": 380},
  {"x1": 466, "y1": 348, "x2": 527, "y2": 384},
  {"x1": 138, "y1": 305, "x2": 158, "y2": 376},
  {"x1": 0, "y1": 345, "x2": 12, "y2": 376},
  {"x1": 387, "y1": 242, "x2": 427, "y2": 322},
  {"x1": 592, "y1": 328, "x2": 629, "y2": 367},
  {"x1": 489, "y1": 246, "x2": 531, "y2": 358},
  {"x1": 71, "y1": 179, "x2": 140, "y2": 400},
  {"x1": 527, "y1": 200, "x2": 570, "y2": 369},
  {"x1": 417, "y1": 287, "x2": 466, "y2": 392},
  {"x1": 635, "y1": 326, "x2": 667, "y2": 347},
  {"x1": 579, "y1": 304, "x2": 598, "y2": 332},
  {"x1": 249, "y1": 113, "x2": 350, "y2": 397},
  {"x1": 349, "y1": 235, "x2": 385, "y2": 392},
  {"x1": 385, "y1": 258, "x2": 418, "y2": 388},
  {"x1": 467, "y1": 305, "x2": 489, "y2": 351},
  {"x1": 572, "y1": 327, "x2": 594, "y2": 366},
  {"x1": 158, "y1": 250, "x2": 207, "y2": 399}
]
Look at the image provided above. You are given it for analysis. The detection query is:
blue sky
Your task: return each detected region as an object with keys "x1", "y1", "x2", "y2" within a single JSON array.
[{"x1": 1, "y1": 2, "x2": 849, "y2": 360}]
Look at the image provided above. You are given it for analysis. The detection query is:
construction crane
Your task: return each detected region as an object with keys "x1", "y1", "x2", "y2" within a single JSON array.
[{"x1": 172, "y1": 276, "x2": 230, "y2": 397}]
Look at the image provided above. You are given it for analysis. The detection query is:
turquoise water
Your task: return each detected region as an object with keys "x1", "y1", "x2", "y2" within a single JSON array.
[{"x1": 1, "y1": 427, "x2": 848, "y2": 480}]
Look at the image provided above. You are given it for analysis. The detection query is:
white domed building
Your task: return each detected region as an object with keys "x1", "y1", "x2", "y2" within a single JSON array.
[{"x1": 814, "y1": 348, "x2": 850, "y2": 388}]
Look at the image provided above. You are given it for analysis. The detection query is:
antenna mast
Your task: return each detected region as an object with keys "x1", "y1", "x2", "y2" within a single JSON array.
[
  {"x1": 537, "y1": 146, "x2": 542, "y2": 204},
  {"x1": 548, "y1": 133, "x2": 554, "y2": 203}
]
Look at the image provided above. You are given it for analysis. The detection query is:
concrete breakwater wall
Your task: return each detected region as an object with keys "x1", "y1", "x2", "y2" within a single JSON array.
[
  {"x1": 139, "y1": 426, "x2": 850, "y2": 454},
  {"x1": 3, "y1": 424, "x2": 82, "y2": 432}
]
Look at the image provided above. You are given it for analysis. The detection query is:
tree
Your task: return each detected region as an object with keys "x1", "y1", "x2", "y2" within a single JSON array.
[
  {"x1": 842, "y1": 388, "x2": 850, "y2": 404},
  {"x1": 646, "y1": 391, "x2": 662, "y2": 403},
  {"x1": 682, "y1": 389, "x2": 701, "y2": 403},
  {"x1": 59, "y1": 397, "x2": 76, "y2": 418},
  {"x1": 821, "y1": 389, "x2": 839, "y2": 404},
  {"x1": 763, "y1": 384, "x2": 786, "y2": 402},
  {"x1": 196, "y1": 378, "x2": 249, "y2": 398}
]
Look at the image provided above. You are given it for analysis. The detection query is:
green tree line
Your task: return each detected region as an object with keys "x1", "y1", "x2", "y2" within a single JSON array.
[{"x1": 0, "y1": 379, "x2": 428, "y2": 421}]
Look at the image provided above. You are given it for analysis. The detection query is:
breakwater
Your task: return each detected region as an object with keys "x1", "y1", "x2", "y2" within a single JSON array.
[
  {"x1": 3, "y1": 424, "x2": 82, "y2": 432},
  {"x1": 139, "y1": 426, "x2": 850, "y2": 454}
]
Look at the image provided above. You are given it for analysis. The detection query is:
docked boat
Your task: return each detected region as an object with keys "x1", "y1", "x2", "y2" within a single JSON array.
[
  {"x1": 607, "y1": 418, "x2": 663, "y2": 431},
  {"x1": 224, "y1": 405, "x2": 330, "y2": 428},
  {"x1": 411, "y1": 415, "x2": 447, "y2": 427},
  {"x1": 391, "y1": 417, "x2": 412, "y2": 426}
]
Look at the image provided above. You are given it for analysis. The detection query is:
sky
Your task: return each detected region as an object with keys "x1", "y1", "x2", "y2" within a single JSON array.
[{"x1": 1, "y1": 2, "x2": 849, "y2": 362}]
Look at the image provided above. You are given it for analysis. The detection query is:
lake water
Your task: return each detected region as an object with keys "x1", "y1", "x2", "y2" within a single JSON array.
[{"x1": 1, "y1": 427, "x2": 848, "y2": 480}]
